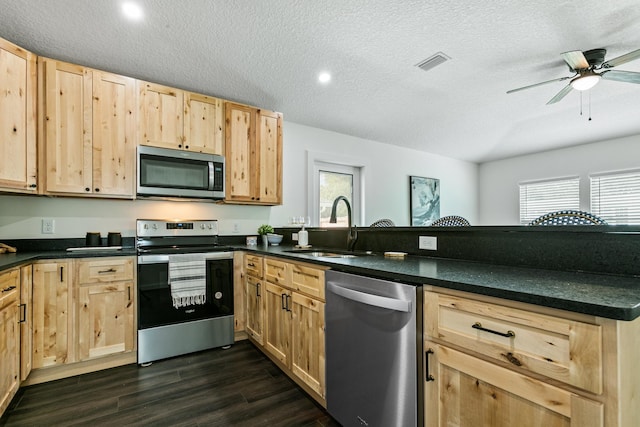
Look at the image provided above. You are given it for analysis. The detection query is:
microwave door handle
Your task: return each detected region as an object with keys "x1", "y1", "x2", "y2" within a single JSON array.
[{"x1": 208, "y1": 162, "x2": 215, "y2": 190}]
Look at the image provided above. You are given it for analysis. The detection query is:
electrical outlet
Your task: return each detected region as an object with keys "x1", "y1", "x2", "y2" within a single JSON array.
[
  {"x1": 292, "y1": 232, "x2": 299, "y2": 241},
  {"x1": 419, "y1": 235, "x2": 437, "y2": 250},
  {"x1": 42, "y1": 218, "x2": 55, "y2": 234}
]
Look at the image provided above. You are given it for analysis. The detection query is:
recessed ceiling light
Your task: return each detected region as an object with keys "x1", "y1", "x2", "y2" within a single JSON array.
[
  {"x1": 318, "y1": 72, "x2": 331, "y2": 84},
  {"x1": 122, "y1": 2, "x2": 143, "y2": 21}
]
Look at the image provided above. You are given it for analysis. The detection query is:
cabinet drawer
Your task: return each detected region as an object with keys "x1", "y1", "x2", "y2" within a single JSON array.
[
  {"x1": 265, "y1": 258, "x2": 291, "y2": 289},
  {"x1": 0, "y1": 268, "x2": 19, "y2": 308},
  {"x1": 244, "y1": 254, "x2": 263, "y2": 278},
  {"x1": 77, "y1": 257, "x2": 134, "y2": 284},
  {"x1": 291, "y1": 263, "x2": 325, "y2": 300},
  {"x1": 425, "y1": 291, "x2": 603, "y2": 394}
]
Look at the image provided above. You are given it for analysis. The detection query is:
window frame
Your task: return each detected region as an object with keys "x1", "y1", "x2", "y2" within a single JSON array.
[{"x1": 307, "y1": 151, "x2": 364, "y2": 227}]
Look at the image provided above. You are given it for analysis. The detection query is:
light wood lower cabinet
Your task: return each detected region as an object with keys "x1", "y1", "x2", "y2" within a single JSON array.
[
  {"x1": 19, "y1": 265, "x2": 32, "y2": 380},
  {"x1": 77, "y1": 257, "x2": 135, "y2": 361},
  {"x1": 32, "y1": 261, "x2": 73, "y2": 369},
  {"x1": 424, "y1": 287, "x2": 640, "y2": 427},
  {"x1": 244, "y1": 254, "x2": 327, "y2": 405},
  {"x1": 0, "y1": 268, "x2": 20, "y2": 415},
  {"x1": 24, "y1": 257, "x2": 136, "y2": 386}
]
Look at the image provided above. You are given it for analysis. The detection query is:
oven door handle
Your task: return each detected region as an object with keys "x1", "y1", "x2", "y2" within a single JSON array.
[{"x1": 138, "y1": 251, "x2": 234, "y2": 264}]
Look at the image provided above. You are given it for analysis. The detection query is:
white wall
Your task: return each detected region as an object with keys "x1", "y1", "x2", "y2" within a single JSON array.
[
  {"x1": 0, "y1": 122, "x2": 479, "y2": 240},
  {"x1": 478, "y1": 134, "x2": 640, "y2": 225}
]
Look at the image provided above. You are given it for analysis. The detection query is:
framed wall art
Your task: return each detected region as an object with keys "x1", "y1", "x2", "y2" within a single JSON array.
[{"x1": 410, "y1": 176, "x2": 440, "y2": 226}]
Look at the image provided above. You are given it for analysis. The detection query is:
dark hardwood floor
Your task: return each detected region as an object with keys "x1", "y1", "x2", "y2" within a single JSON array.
[{"x1": 1, "y1": 340, "x2": 340, "y2": 427}]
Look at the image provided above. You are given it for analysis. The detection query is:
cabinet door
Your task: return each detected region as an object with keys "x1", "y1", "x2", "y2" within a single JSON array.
[
  {"x1": 78, "y1": 281, "x2": 134, "y2": 360},
  {"x1": 290, "y1": 292, "x2": 325, "y2": 399},
  {"x1": 0, "y1": 269, "x2": 20, "y2": 415},
  {"x1": 0, "y1": 293, "x2": 20, "y2": 415},
  {"x1": 20, "y1": 264, "x2": 32, "y2": 380},
  {"x1": 138, "y1": 81, "x2": 184, "y2": 150},
  {"x1": 424, "y1": 342, "x2": 604, "y2": 427},
  {"x1": 263, "y1": 282, "x2": 290, "y2": 365},
  {"x1": 256, "y1": 109, "x2": 282, "y2": 205},
  {"x1": 245, "y1": 274, "x2": 264, "y2": 345},
  {"x1": 92, "y1": 71, "x2": 136, "y2": 197},
  {"x1": 32, "y1": 261, "x2": 73, "y2": 368},
  {"x1": 41, "y1": 59, "x2": 93, "y2": 194},
  {"x1": 225, "y1": 102, "x2": 257, "y2": 202},
  {"x1": 184, "y1": 92, "x2": 224, "y2": 154},
  {"x1": 0, "y1": 37, "x2": 37, "y2": 193}
]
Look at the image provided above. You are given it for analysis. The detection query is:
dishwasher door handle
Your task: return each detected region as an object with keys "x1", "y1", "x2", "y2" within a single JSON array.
[{"x1": 326, "y1": 282, "x2": 412, "y2": 312}]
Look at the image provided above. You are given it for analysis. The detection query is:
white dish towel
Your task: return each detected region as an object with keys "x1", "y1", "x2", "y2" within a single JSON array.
[{"x1": 168, "y1": 253, "x2": 207, "y2": 308}]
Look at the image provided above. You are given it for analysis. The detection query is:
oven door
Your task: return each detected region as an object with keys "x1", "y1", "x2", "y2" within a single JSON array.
[{"x1": 137, "y1": 252, "x2": 234, "y2": 330}]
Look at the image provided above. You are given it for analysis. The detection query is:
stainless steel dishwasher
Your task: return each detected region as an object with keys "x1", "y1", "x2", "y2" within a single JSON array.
[{"x1": 325, "y1": 270, "x2": 422, "y2": 427}]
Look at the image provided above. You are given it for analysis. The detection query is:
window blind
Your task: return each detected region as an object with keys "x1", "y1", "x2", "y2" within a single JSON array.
[
  {"x1": 590, "y1": 170, "x2": 640, "y2": 225},
  {"x1": 519, "y1": 177, "x2": 580, "y2": 225}
]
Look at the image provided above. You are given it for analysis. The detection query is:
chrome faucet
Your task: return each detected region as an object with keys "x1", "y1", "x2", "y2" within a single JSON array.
[{"x1": 329, "y1": 196, "x2": 358, "y2": 251}]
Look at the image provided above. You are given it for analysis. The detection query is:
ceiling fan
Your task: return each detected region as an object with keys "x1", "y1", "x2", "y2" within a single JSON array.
[{"x1": 507, "y1": 48, "x2": 640, "y2": 104}]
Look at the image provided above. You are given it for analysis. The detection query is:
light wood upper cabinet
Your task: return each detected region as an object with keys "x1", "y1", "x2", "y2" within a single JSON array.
[
  {"x1": 32, "y1": 261, "x2": 73, "y2": 369},
  {"x1": 225, "y1": 102, "x2": 282, "y2": 205},
  {"x1": 138, "y1": 81, "x2": 223, "y2": 154},
  {"x1": 40, "y1": 58, "x2": 135, "y2": 198},
  {"x1": 0, "y1": 268, "x2": 20, "y2": 415},
  {"x1": 0, "y1": 37, "x2": 37, "y2": 193},
  {"x1": 184, "y1": 92, "x2": 224, "y2": 154}
]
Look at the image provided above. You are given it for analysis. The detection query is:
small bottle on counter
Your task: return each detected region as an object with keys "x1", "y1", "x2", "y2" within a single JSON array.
[{"x1": 298, "y1": 225, "x2": 308, "y2": 247}]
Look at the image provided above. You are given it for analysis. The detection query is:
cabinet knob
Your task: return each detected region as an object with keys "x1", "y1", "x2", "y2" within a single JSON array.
[
  {"x1": 178, "y1": 144, "x2": 182, "y2": 148},
  {"x1": 85, "y1": 187, "x2": 90, "y2": 192},
  {"x1": 95, "y1": 188, "x2": 100, "y2": 192},
  {"x1": 29, "y1": 184, "x2": 37, "y2": 188}
]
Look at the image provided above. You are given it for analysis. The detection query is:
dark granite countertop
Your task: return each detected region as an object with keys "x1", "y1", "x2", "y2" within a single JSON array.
[
  {"x1": 2, "y1": 244, "x2": 640, "y2": 321},
  {"x1": 240, "y1": 245, "x2": 640, "y2": 321},
  {"x1": 0, "y1": 248, "x2": 137, "y2": 271}
]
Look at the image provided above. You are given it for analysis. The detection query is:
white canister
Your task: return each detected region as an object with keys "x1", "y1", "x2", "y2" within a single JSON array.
[{"x1": 298, "y1": 226, "x2": 309, "y2": 247}]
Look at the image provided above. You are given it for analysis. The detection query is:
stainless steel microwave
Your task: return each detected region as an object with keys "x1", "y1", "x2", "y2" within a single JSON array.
[{"x1": 137, "y1": 146, "x2": 225, "y2": 200}]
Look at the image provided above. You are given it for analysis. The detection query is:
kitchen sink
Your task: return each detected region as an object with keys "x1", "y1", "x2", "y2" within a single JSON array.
[{"x1": 284, "y1": 249, "x2": 361, "y2": 258}]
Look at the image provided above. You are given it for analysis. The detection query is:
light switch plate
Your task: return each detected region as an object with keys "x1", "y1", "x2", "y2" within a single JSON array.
[{"x1": 419, "y1": 235, "x2": 437, "y2": 250}]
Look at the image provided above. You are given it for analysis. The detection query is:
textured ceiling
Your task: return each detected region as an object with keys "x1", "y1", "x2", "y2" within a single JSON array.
[{"x1": 2, "y1": 0, "x2": 640, "y2": 163}]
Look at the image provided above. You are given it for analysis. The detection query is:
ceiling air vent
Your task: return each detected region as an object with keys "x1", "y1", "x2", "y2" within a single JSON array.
[{"x1": 415, "y1": 52, "x2": 451, "y2": 72}]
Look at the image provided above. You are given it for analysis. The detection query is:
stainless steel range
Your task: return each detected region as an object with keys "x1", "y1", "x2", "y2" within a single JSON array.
[{"x1": 136, "y1": 219, "x2": 234, "y2": 364}]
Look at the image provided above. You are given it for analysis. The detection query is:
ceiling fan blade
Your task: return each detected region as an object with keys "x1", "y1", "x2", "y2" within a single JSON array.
[
  {"x1": 546, "y1": 84, "x2": 573, "y2": 105},
  {"x1": 600, "y1": 69, "x2": 640, "y2": 84},
  {"x1": 601, "y1": 48, "x2": 640, "y2": 68},
  {"x1": 506, "y1": 76, "x2": 572, "y2": 94},
  {"x1": 561, "y1": 50, "x2": 589, "y2": 70}
]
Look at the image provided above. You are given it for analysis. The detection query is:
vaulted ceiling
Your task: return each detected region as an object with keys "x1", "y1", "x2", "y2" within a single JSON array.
[{"x1": 2, "y1": 0, "x2": 640, "y2": 163}]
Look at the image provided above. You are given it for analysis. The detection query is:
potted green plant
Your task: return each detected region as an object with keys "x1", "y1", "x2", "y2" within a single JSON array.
[{"x1": 257, "y1": 224, "x2": 274, "y2": 245}]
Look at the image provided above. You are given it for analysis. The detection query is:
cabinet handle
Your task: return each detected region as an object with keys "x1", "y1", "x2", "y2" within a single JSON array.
[
  {"x1": 256, "y1": 283, "x2": 261, "y2": 297},
  {"x1": 281, "y1": 293, "x2": 287, "y2": 310},
  {"x1": 60, "y1": 266, "x2": 64, "y2": 282},
  {"x1": 248, "y1": 263, "x2": 255, "y2": 267},
  {"x1": 425, "y1": 348, "x2": 435, "y2": 382},
  {"x1": 98, "y1": 268, "x2": 117, "y2": 274},
  {"x1": 472, "y1": 322, "x2": 515, "y2": 338},
  {"x1": 2, "y1": 285, "x2": 16, "y2": 293},
  {"x1": 286, "y1": 294, "x2": 292, "y2": 312},
  {"x1": 19, "y1": 303, "x2": 27, "y2": 323},
  {"x1": 127, "y1": 286, "x2": 131, "y2": 302},
  {"x1": 29, "y1": 184, "x2": 37, "y2": 188}
]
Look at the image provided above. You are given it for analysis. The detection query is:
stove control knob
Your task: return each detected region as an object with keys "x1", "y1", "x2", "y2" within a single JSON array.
[
  {"x1": 207, "y1": 224, "x2": 212, "y2": 229},
  {"x1": 200, "y1": 224, "x2": 206, "y2": 229},
  {"x1": 143, "y1": 224, "x2": 148, "y2": 229},
  {"x1": 152, "y1": 224, "x2": 157, "y2": 230}
]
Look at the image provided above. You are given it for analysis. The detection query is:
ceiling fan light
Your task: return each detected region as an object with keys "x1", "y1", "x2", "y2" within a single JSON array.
[{"x1": 570, "y1": 73, "x2": 601, "y2": 91}]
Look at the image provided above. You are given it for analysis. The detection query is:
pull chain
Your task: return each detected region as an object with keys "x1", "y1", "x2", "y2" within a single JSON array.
[
  {"x1": 579, "y1": 91, "x2": 583, "y2": 116},
  {"x1": 588, "y1": 90, "x2": 592, "y2": 121}
]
